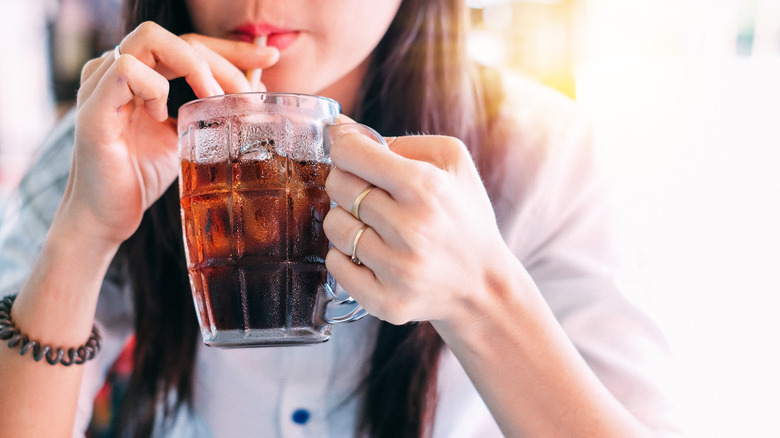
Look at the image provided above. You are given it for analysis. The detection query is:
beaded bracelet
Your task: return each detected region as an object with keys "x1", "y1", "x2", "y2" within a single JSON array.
[{"x1": 0, "y1": 294, "x2": 101, "y2": 366}]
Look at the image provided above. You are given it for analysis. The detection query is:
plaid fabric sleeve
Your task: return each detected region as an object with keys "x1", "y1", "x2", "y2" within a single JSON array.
[
  {"x1": 0, "y1": 110, "x2": 76, "y2": 296},
  {"x1": 0, "y1": 110, "x2": 137, "y2": 436}
]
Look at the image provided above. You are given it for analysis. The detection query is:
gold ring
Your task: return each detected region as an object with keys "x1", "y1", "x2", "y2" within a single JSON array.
[
  {"x1": 351, "y1": 184, "x2": 375, "y2": 221},
  {"x1": 351, "y1": 225, "x2": 369, "y2": 265},
  {"x1": 113, "y1": 45, "x2": 121, "y2": 61}
]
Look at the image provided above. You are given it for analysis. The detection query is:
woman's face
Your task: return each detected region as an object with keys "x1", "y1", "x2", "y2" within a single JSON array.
[{"x1": 186, "y1": 0, "x2": 403, "y2": 111}]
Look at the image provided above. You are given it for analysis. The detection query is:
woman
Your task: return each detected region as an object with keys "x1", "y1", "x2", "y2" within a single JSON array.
[{"x1": 0, "y1": 0, "x2": 683, "y2": 436}]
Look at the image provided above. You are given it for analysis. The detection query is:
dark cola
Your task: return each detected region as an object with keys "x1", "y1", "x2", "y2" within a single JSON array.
[{"x1": 180, "y1": 154, "x2": 332, "y2": 346}]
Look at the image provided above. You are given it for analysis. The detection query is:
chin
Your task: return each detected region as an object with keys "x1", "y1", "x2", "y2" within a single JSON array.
[{"x1": 261, "y1": 71, "x2": 315, "y2": 95}]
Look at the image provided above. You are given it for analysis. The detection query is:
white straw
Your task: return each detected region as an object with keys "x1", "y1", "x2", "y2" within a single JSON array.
[{"x1": 246, "y1": 35, "x2": 268, "y2": 91}]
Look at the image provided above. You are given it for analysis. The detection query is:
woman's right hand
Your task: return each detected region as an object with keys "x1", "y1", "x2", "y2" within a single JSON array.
[
  {"x1": 60, "y1": 21, "x2": 279, "y2": 248},
  {"x1": 0, "y1": 24, "x2": 281, "y2": 437}
]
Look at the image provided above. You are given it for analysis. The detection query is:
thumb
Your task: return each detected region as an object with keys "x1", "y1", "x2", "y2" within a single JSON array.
[{"x1": 385, "y1": 135, "x2": 470, "y2": 173}]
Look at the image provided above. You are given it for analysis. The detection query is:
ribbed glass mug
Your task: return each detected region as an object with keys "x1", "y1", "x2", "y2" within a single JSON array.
[{"x1": 178, "y1": 92, "x2": 366, "y2": 347}]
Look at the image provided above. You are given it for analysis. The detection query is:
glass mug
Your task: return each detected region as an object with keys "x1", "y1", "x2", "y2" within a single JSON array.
[{"x1": 178, "y1": 92, "x2": 369, "y2": 347}]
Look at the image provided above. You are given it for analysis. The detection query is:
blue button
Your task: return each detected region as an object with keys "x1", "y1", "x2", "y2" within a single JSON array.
[{"x1": 292, "y1": 409, "x2": 311, "y2": 425}]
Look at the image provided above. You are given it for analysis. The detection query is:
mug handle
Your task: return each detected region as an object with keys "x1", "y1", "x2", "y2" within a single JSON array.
[
  {"x1": 321, "y1": 122, "x2": 387, "y2": 324},
  {"x1": 323, "y1": 281, "x2": 367, "y2": 324}
]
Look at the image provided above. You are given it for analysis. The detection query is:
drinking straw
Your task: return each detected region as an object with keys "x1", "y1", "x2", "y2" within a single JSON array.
[{"x1": 246, "y1": 35, "x2": 268, "y2": 91}]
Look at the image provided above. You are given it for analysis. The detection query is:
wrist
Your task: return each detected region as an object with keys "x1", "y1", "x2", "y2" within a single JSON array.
[
  {"x1": 12, "y1": 211, "x2": 122, "y2": 345},
  {"x1": 430, "y1": 250, "x2": 651, "y2": 437},
  {"x1": 51, "y1": 197, "x2": 132, "y2": 253},
  {"x1": 432, "y1": 245, "x2": 538, "y2": 347}
]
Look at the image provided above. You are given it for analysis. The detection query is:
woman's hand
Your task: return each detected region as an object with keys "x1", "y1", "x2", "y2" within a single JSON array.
[
  {"x1": 323, "y1": 127, "x2": 659, "y2": 438},
  {"x1": 323, "y1": 124, "x2": 513, "y2": 326},
  {"x1": 61, "y1": 21, "x2": 279, "y2": 247}
]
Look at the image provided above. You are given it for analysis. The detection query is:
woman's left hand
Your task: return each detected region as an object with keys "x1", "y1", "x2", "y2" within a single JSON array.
[
  {"x1": 324, "y1": 125, "x2": 660, "y2": 438},
  {"x1": 323, "y1": 125, "x2": 512, "y2": 325}
]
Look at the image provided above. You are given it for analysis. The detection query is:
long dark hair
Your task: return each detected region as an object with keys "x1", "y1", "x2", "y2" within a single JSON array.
[{"x1": 117, "y1": 0, "x2": 504, "y2": 437}]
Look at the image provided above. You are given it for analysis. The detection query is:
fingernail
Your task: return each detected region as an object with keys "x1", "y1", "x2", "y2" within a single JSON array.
[
  {"x1": 335, "y1": 114, "x2": 355, "y2": 124},
  {"x1": 326, "y1": 123, "x2": 363, "y2": 140},
  {"x1": 323, "y1": 124, "x2": 357, "y2": 156},
  {"x1": 258, "y1": 45, "x2": 280, "y2": 62},
  {"x1": 323, "y1": 123, "x2": 388, "y2": 156}
]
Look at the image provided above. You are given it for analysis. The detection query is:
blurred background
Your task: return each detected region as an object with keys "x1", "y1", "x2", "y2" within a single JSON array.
[{"x1": 1, "y1": 0, "x2": 779, "y2": 436}]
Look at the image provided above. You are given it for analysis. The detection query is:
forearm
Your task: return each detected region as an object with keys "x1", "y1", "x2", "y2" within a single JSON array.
[
  {"x1": 432, "y1": 250, "x2": 653, "y2": 438},
  {"x1": 0, "y1": 211, "x2": 120, "y2": 437}
]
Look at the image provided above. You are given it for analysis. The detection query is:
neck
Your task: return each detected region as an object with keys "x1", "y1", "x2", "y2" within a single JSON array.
[{"x1": 318, "y1": 58, "x2": 370, "y2": 117}]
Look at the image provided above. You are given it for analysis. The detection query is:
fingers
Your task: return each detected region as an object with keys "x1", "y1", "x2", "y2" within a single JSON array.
[
  {"x1": 77, "y1": 21, "x2": 283, "y2": 125},
  {"x1": 326, "y1": 245, "x2": 397, "y2": 322},
  {"x1": 324, "y1": 207, "x2": 385, "y2": 269},
  {"x1": 323, "y1": 215, "x2": 426, "y2": 326},
  {"x1": 386, "y1": 135, "x2": 470, "y2": 174},
  {"x1": 324, "y1": 216, "x2": 420, "y2": 325},
  {"x1": 182, "y1": 35, "x2": 279, "y2": 94},
  {"x1": 181, "y1": 33, "x2": 280, "y2": 72},
  {"x1": 186, "y1": 39, "x2": 249, "y2": 94},
  {"x1": 325, "y1": 166, "x2": 400, "y2": 239},
  {"x1": 327, "y1": 130, "x2": 406, "y2": 194},
  {"x1": 77, "y1": 23, "x2": 215, "y2": 120},
  {"x1": 323, "y1": 127, "x2": 493, "y2": 325},
  {"x1": 80, "y1": 51, "x2": 113, "y2": 87},
  {"x1": 117, "y1": 22, "x2": 221, "y2": 98},
  {"x1": 324, "y1": 128, "x2": 467, "y2": 262},
  {"x1": 81, "y1": 54, "x2": 170, "y2": 124},
  {"x1": 111, "y1": 23, "x2": 278, "y2": 98},
  {"x1": 328, "y1": 131, "x2": 470, "y2": 205},
  {"x1": 78, "y1": 52, "x2": 118, "y2": 106}
]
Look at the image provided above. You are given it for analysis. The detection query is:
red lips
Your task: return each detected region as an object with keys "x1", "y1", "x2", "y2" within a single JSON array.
[{"x1": 233, "y1": 23, "x2": 299, "y2": 51}]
